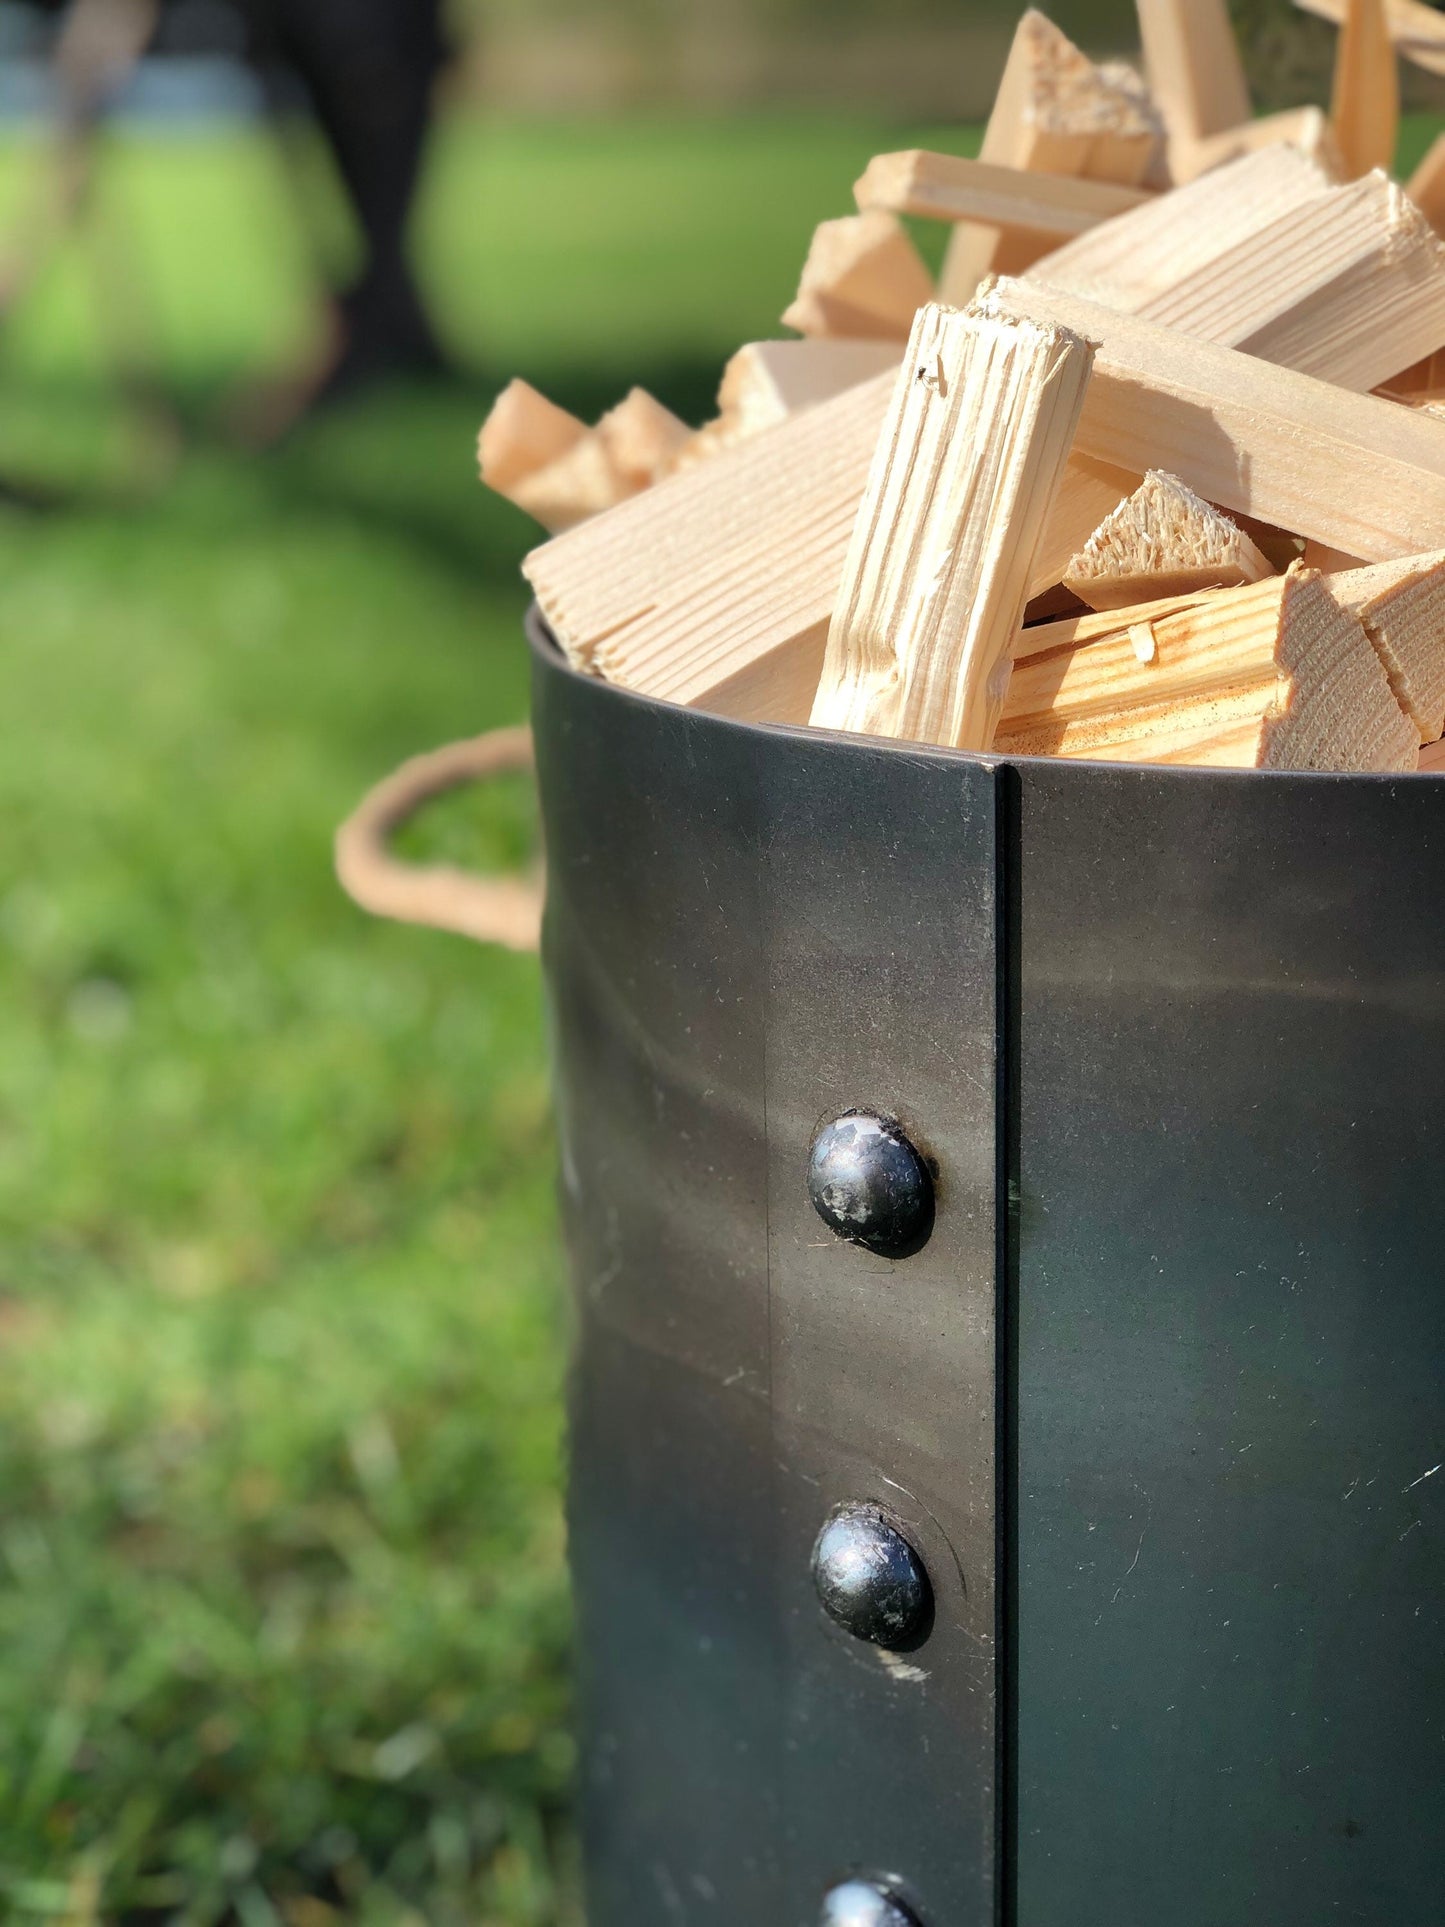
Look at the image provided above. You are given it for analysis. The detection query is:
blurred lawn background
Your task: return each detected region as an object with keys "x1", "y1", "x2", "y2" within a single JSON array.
[{"x1": 0, "y1": 2, "x2": 1441, "y2": 1919}]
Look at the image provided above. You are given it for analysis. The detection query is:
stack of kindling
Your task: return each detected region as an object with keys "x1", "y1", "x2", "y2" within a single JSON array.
[{"x1": 480, "y1": 0, "x2": 1445, "y2": 774}]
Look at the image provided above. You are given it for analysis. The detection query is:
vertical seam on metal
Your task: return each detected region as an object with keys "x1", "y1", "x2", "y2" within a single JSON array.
[{"x1": 996, "y1": 760, "x2": 1022, "y2": 1927}]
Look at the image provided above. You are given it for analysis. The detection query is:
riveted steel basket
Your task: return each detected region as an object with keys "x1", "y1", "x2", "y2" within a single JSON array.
[{"x1": 525, "y1": 611, "x2": 1445, "y2": 1927}]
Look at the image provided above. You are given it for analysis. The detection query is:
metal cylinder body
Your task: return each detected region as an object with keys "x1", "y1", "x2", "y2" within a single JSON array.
[{"x1": 528, "y1": 611, "x2": 1445, "y2": 1927}]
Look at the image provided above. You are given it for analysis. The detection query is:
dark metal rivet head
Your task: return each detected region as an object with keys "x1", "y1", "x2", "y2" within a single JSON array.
[
  {"x1": 807, "y1": 1112, "x2": 934, "y2": 1258},
  {"x1": 811, "y1": 1504, "x2": 933, "y2": 1649},
  {"x1": 820, "y1": 1879, "x2": 921, "y2": 1927}
]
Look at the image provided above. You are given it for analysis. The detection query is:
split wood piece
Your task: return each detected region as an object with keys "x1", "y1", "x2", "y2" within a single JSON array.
[
  {"x1": 995, "y1": 566, "x2": 1418, "y2": 769},
  {"x1": 977, "y1": 276, "x2": 1445, "y2": 583},
  {"x1": 595, "y1": 388, "x2": 691, "y2": 488},
  {"x1": 1331, "y1": 0, "x2": 1400, "y2": 179},
  {"x1": 1295, "y1": 0, "x2": 1445, "y2": 79},
  {"x1": 782, "y1": 211, "x2": 935, "y2": 342},
  {"x1": 1325, "y1": 550, "x2": 1445, "y2": 741},
  {"x1": 1027, "y1": 144, "x2": 1334, "y2": 313},
  {"x1": 1170, "y1": 107, "x2": 1345, "y2": 187},
  {"x1": 1063, "y1": 470, "x2": 1273, "y2": 611},
  {"x1": 1408, "y1": 133, "x2": 1445, "y2": 233},
  {"x1": 1419, "y1": 737, "x2": 1445, "y2": 768},
  {"x1": 1136, "y1": 171, "x2": 1445, "y2": 393},
  {"x1": 937, "y1": 12, "x2": 1165, "y2": 303},
  {"x1": 1135, "y1": 0, "x2": 1251, "y2": 149},
  {"x1": 810, "y1": 303, "x2": 1095, "y2": 751},
  {"x1": 856, "y1": 152, "x2": 1152, "y2": 235},
  {"x1": 477, "y1": 379, "x2": 587, "y2": 497}
]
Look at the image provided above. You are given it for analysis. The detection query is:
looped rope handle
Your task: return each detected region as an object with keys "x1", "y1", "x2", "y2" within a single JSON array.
[{"x1": 335, "y1": 726, "x2": 542, "y2": 953}]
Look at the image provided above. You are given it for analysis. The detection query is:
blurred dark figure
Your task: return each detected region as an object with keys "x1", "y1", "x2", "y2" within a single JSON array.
[
  {"x1": 23, "y1": 0, "x2": 448, "y2": 418},
  {"x1": 238, "y1": 0, "x2": 448, "y2": 401}
]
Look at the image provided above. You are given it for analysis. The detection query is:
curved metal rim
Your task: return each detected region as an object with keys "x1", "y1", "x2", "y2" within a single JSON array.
[{"x1": 525, "y1": 601, "x2": 1440, "y2": 790}]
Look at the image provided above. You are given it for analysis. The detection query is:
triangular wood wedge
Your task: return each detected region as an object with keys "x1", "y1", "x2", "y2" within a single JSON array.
[
  {"x1": 940, "y1": 10, "x2": 1165, "y2": 302},
  {"x1": 995, "y1": 565, "x2": 1418, "y2": 769},
  {"x1": 1027, "y1": 144, "x2": 1334, "y2": 312},
  {"x1": 810, "y1": 303, "x2": 1095, "y2": 750},
  {"x1": 782, "y1": 211, "x2": 935, "y2": 342},
  {"x1": 595, "y1": 389, "x2": 691, "y2": 489},
  {"x1": 1064, "y1": 470, "x2": 1273, "y2": 610},
  {"x1": 1325, "y1": 551, "x2": 1445, "y2": 742},
  {"x1": 478, "y1": 379, "x2": 588, "y2": 497}
]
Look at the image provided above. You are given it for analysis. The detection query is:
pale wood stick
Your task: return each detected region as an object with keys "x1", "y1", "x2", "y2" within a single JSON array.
[
  {"x1": 1171, "y1": 106, "x2": 1345, "y2": 186},
  {"x1": 1419, "y1": 737, "x2": 1445, "y2": 767},
  {"x1": 1296, "y1": 0, "x2": 1445, "y2": 78},
  {"x1": 1331, "y1": 0, "x2": 1400, "y2": 178},
  {"x1": 856, "y1": 151, "x2": 1152, "y2": 234},
  {"x1": 1135, "y1": 0, "x2": 1251, "y2": 148},
  {"x1": 782, "y1": 211, "x2": 934, "y2": 342},
  {"x1": 477, "y1": 379, "x2": 587, "y2": 496},
  {"x1": 1064, "y1": 470, "x2": 1273, "y2": 611},
  {"x1": 1326, "y1": 551, "x2": 1445, "y2": 741},
  {"x1": 810, "y1": 304, "x2": 1095, "y2": 750},
  {"x1": 980, "y1": 276, "x2": 1445, "y2": 581},
  {"x1": 1407, "y1": 132, "x2": 1445, "y2": 232},
  {"x1": 1135, "y1": 173, "x2": 1445, "y2": 392},
  {"x1": 596, "y1": 388, "x2": 691, "y2": 488},
  {"x1": 1027, "y1": 145, "x2": 1333, "y2": 313},
  {"x1": 995, "y1": 566, "x2": 1417, "y2": 769},
  {"x1": 940, "y1": 11, "x2": 1165, "y2": 304},
  {"x1": 1302, "y1": 539, "x2": 1368, "y2": 571}
]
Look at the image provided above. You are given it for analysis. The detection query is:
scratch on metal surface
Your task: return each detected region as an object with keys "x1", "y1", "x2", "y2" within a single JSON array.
[
  {"x1": 878, "y1": 1648, "x2": 930, "y2": 1685},
  {"x1": 1404, "y1": 1464, "x2": 1441, "y2": 1493}
]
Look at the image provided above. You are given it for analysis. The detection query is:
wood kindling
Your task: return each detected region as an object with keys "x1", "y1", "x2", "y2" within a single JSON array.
[
  {"x1": 1134, "y1": 0, "x2": 1252, "y2": 148},
  {"x1": 855, "y1": 151, "x2": 1151, "y2": 235},
  {"x1": 1063, "y1": 470, "x2": 1274, "y2": 611},
  {"x1": 977, "y1": 276, "x2": 1445, "y2": 582},
  {"x1": 1134, "y1": 172, "x2": 1445, "y2": 393},
  {"x1": 781, "y1": 211, "x2": 935, "y2": 342},
  {"x1": 1026, "y1": 145, "x2": 1335, "y2": 314},
  {"x1": 994, "y1": 565, "x2": 1418, "y2": 769},
  {"x1": 1325, "y1": 550, "x2": 1445, "y2": 742},
  {"x1": 939, "y1": 10, "x2": 1164, "y2": 305},
  {"x1": 1330, "y1": 0, "x2": 1400, "y2": 179},
  {"x1": 809, "y1": 303, "x2": 1096, "y2": 750},
  {"x1": 1296, "y1": 0, "x2": 1445, "y2": 79}
]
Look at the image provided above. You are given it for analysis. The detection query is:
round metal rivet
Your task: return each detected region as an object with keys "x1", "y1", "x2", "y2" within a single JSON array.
[
  {"x1": 811, "y1": 1503, "x2": 933, "y2": 1649},
  {"x1": 807, "y1": 1112, "x2": 934, "y2": 1258},
  {"x1": 819, "y1": 1879, "x2": 921, "y2": 1927}
]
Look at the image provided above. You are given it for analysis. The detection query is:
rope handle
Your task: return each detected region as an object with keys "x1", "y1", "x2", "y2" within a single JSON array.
[{"x1": 335, "y1": 726, "x2": 542, "y2": 953}]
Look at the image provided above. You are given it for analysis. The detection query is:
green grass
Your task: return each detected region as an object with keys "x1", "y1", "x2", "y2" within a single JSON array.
[
  {"x1": 0, "y1": 109, "x2": 981, "y2": 1925},
  {"x1": 2, "y1": 103, "x2": 1441, "y2": 1925}
]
